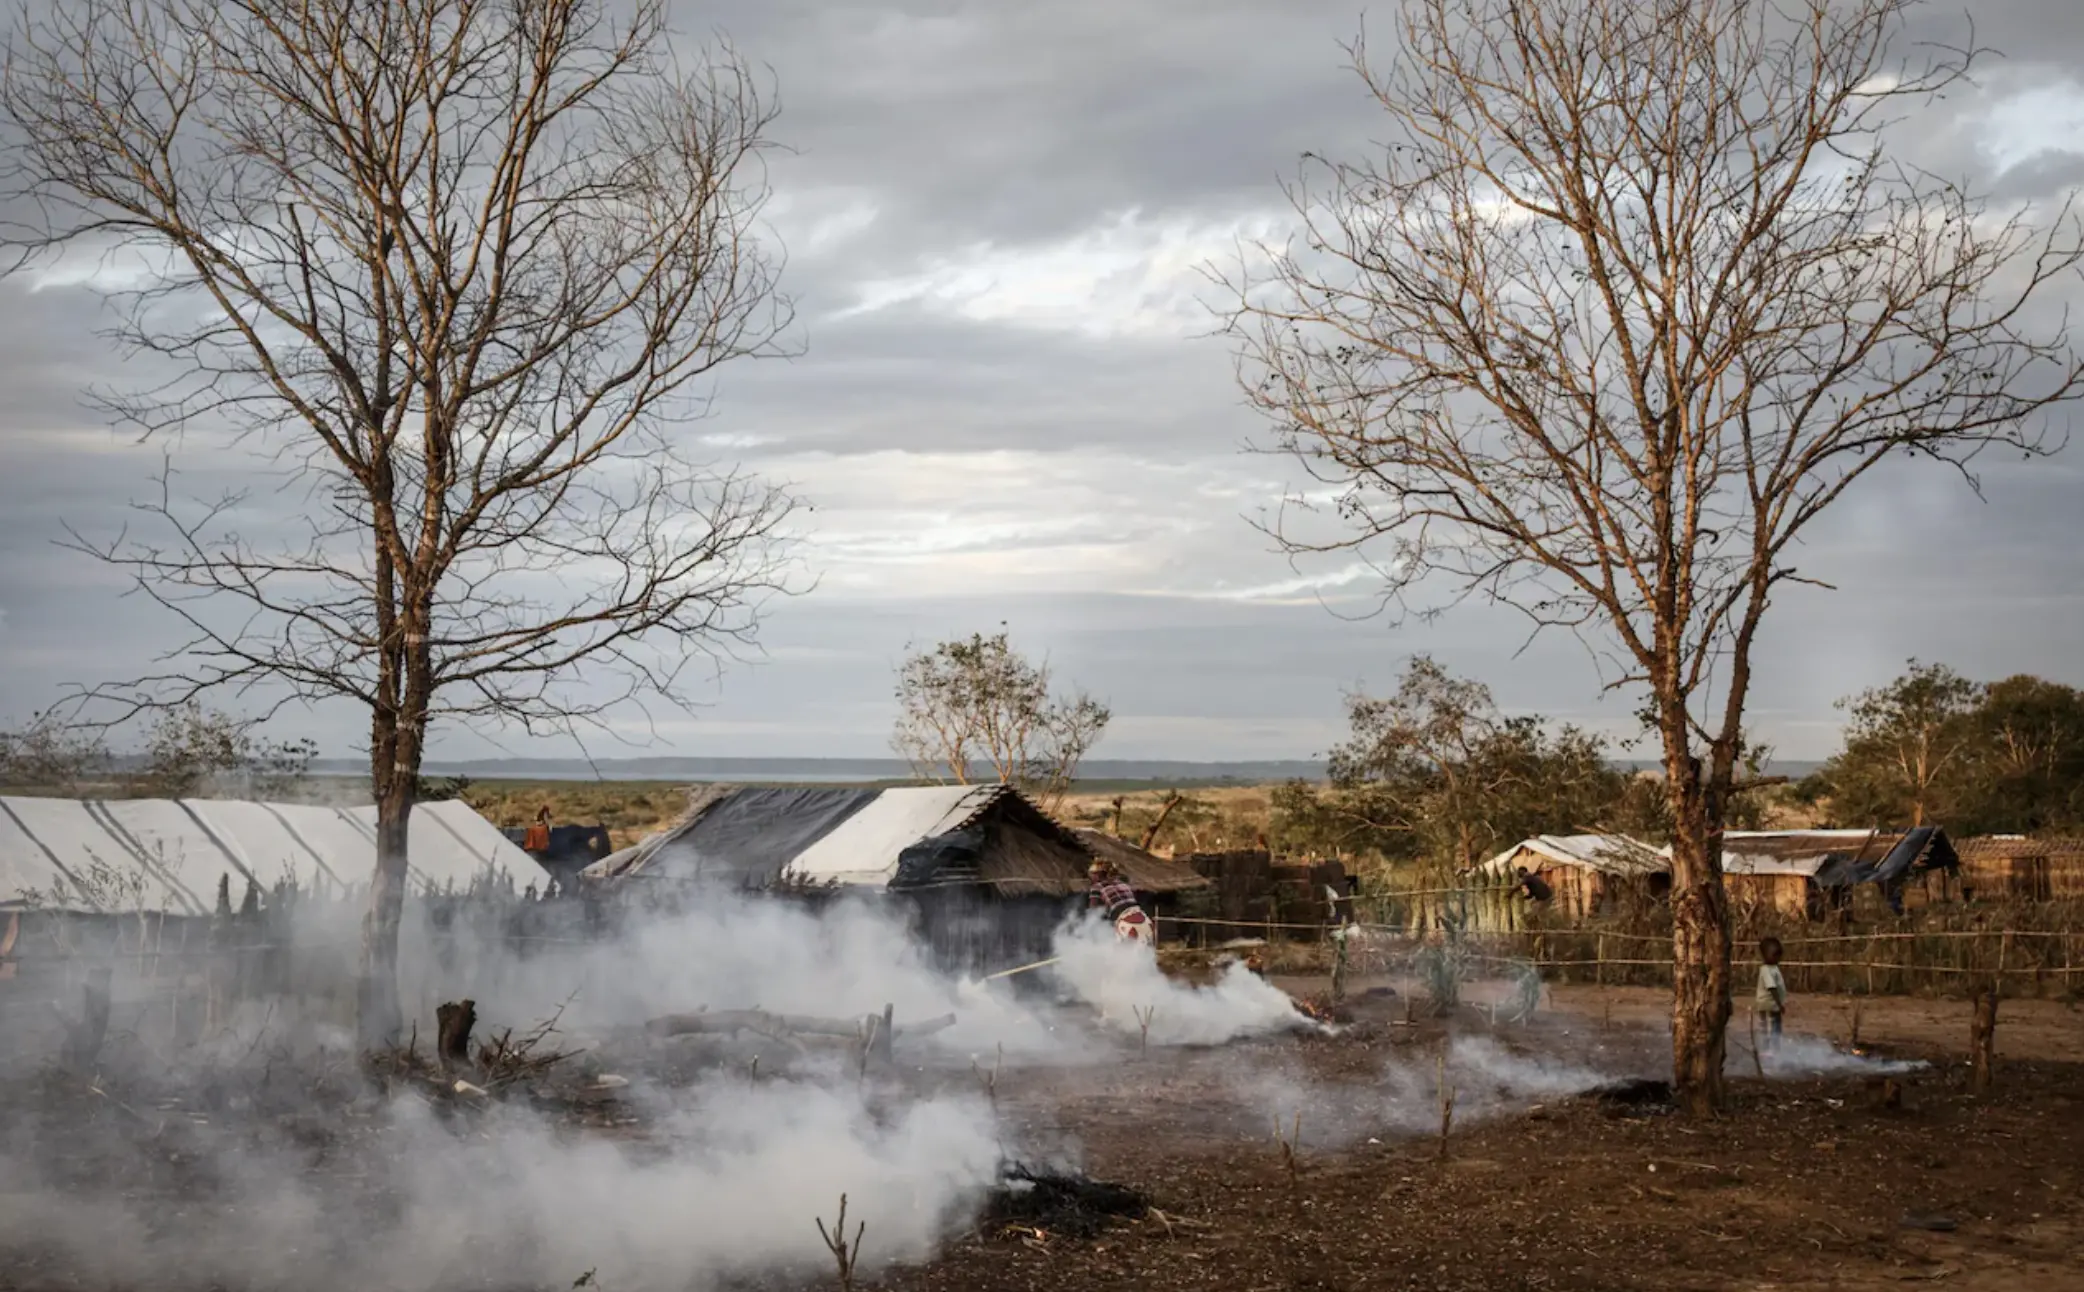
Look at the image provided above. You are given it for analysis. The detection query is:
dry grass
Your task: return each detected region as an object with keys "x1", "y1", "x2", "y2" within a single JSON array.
[
  {"x1": 464, "y1": 780, "x2": 692, "y2": 849},
  {"x1": 464, "y1": 779, "x2": 1281, "y2": 855},
  {"x1": 1057, "y1": 785, "x2": 1274, "y2": 855},
  {"x1": 464, "y1": 774, "x2": 1817, "y2": 858}
]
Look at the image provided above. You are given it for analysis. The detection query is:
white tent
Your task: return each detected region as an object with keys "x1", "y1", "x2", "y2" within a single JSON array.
[
  {"x1": 0, "y1": 796, "x2": 537, "y2": 913},
  {"x1": 785, "y1": 785, "x2": 994, "y2": 887}
]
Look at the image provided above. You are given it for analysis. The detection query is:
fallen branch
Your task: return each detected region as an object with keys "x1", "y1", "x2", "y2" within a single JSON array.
[{"x1": 647, "y1": 1009, "x2": 956, "y2": 1043}]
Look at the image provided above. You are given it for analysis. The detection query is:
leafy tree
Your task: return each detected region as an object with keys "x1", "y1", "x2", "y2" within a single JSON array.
[
  {"x1": 891, "y1": 631, "x2": 1110, "y2": 810},
  {"x1": 1284, "y1": 657, "x2": 1630, "y2": 875},
  {"x1": 1822, "y1": 661, "x2": 1979, "y2": 828},
  {"x1": 1820, "y1": 666, "x2": 2084, "y2": 835},
  {"x1": 1957, "y1": 675, "x2": 2084, "y2": 834},
  {"x1": 130, "y1": 704, "x2": 318, "y2": 800},
  {"x1": 0, "y1": 710, "x2": 112, "y2": 793}
]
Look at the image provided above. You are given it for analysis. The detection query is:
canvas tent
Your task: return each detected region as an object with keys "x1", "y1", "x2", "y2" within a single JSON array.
[
  {"x1": 1719, "y1": 827, "x2": 1959, "y2": 917},
  {"x1": 0, "y1": 796, "x2": 537, "y2": 913},
  {"x1": 1477, "y1": 834, "x2": 1670, "y2": 919},
  {"x1": 586, "y1": 784, "x2": 1100, "y2": 969}
]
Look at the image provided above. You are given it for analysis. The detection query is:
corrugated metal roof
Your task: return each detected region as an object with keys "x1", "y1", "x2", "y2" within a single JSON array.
[
  {"x1": 0, "y1": 796, "x2": 536, "y2": 913},
  {"x1": 1719, "y1": 828, "x2": 1958, "y2": 886},
  {"x1": 1478, "y1": 834, "x2": 1668, "y2": 878},
  {"x1": 1720, "y1": 830, "x2": 1889, "y2": 878}
]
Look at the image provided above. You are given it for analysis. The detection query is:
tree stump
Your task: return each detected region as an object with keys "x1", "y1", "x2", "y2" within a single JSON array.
[
  {"x1": 437, "y1": 999, "x2": 478, "y2": 1073},
  {"x1": 1969, "y1": 989, "x2": 1998, "y2": 1093},
  {"x1": 60, "y1": 968, "x2": 113, "y2": 1071}
]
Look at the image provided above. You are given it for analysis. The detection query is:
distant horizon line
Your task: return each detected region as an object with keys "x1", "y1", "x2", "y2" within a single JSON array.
[{"x1": 305, "y1": 754, "x2": 1828, "y2": 782}]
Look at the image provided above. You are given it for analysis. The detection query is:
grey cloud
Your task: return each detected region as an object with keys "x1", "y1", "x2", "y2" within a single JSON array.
[{"x1": 6, "y1": 0, "x2": 2084, "y2": 763}]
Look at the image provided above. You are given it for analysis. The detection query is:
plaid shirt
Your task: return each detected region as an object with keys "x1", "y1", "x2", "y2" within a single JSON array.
[{"x1": 1089, "y1": 876, "x2": 1141, "y2": 919}]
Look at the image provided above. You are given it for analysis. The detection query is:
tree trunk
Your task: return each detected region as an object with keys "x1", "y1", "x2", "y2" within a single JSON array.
[
  {"x1": 1666, "y1": 754, "x2": 1732, "y2": 1116},
  {"x1": 359, "y1": 781, "x2": 413, "y2": 1048}
]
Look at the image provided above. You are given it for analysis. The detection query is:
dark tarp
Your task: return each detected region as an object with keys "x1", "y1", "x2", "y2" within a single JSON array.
[
  {"x1": 894, "y1": 826, "x2": 987, "y2": 889},
  {"x1": 1812, "y1": 826, "x2": 1959, "y2": 889},
  {"x1": 638, "y1": 787, "x2": 879, "y2": 886}
]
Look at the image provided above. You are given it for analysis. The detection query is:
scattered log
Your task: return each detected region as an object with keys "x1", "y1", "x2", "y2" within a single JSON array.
[
  {"x1": 646, "y1": 1008, "x2": 956, "y2": 1045},
  {"x1": 874, "y1": 1002, "x2": 896, "y2": 1064},
  {"x1": 1969, "y1": 989, "x2": 1999, "y2": 1093},
  {"x1": 437, "y1": 999, "x2": 478, "y2": 1074}
]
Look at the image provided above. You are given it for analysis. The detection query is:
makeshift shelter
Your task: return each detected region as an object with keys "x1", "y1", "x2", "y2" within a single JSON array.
[
  {"x1": 1476, "y1": 835, "x2": 1670, "y2": 920},
  {"x1": 1719, "y1": 827, "x2": 1960, "y2": 918},
  {"x1": 1956, "y1": 835, "x2": 2084, "y2": 902},
  {"x1": 586, "y1": 784, "x2": 1097, "y2": 969},
  {"x1": 0, "y1": 795, "x2": 537, "y2": 914}
]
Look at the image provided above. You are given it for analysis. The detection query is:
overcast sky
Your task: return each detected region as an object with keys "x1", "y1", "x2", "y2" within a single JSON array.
[{"x1": 4, "y1": 0, "x2": 2084, "y2": 765}]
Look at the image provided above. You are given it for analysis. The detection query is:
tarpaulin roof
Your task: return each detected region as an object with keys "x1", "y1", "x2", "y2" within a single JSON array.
[
  {"x1": 1477, "y1": 834, "x2": 1669, "y2": 879},
  {"x1": 0, "y1": 796, "x2": 536, "y2": 913},
  {"x1": 587, "y1": 784, "x2": 1093, "y2": 896}
]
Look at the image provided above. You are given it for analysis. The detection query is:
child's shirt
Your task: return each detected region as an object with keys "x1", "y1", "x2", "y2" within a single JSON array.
[{"x1": 1755, "y1": 963, "x2": 1787, "y2": 1012}]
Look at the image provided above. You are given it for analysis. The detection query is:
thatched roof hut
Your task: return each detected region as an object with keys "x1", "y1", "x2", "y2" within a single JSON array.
[{"x1": 1069, "y1": 829, "x2": 1212, "y2": 896}]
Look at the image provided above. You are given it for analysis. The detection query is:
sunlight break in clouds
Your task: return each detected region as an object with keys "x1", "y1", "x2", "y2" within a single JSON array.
[{"x1": 835, "y1": 208, "x2": 1285, "y2": 339}]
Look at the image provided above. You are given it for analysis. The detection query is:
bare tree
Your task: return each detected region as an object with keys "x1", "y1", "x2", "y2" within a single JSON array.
[
  {"x1": 892, "y1": 631, "x2": 1110, "y2": 811},
  {"x1": 1, "y1": 0, "x2": 799, "y2": 1044},
  {"x1": 1220, "y1": 0, "x2": 2084, "y2": 1112}
]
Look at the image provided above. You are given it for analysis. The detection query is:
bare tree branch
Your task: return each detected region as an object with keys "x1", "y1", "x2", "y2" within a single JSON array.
[
  {"x1": 1214, "y1": 0, "x2": 2084, "y2": 1113},
  {"x1": 1, "y1": 0, "x2": 802, "y2": 1043}
]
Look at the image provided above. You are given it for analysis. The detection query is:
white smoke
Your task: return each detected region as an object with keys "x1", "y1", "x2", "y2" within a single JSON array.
[
  {"x1": 0, "y1": 1078, "x2": 1000, "y2": 1292},
  {"x1": 1224, "y1": 1032, "x2": 1622, "y2": 1151},
  {"x1": 0, "y1": 882, "x2": 1346, "y2": 1292},
  {"x1": 1047, "y1": 917, "x2": 1314, "y2": 1046},
  {"x1": 1761, "y1": 1033, "x2": 1929, "y2": 1078}
]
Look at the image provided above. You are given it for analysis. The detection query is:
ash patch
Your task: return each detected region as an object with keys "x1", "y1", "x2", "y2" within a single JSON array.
[{"x1": 983, "y1": 1165, "x2": 1149, "y2": 1239}]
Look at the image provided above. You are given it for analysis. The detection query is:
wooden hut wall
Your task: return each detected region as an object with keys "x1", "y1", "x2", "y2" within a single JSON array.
[
  {"x1": 900, "y1": 882, "x2": 1071, "y2": 974},
  {"x1": 1536, "y1": 865, "x2": 1602, "y2": 921},
  {"x1": 1963, "y1": 851, "x2": 2054, "y2": 902},
  {"x1": 2054, "y1": 852, "x2": 2084, "y2": 899},
  {"x1": 1727, "y1": 872, "x2": 1812, "y2": 918}
]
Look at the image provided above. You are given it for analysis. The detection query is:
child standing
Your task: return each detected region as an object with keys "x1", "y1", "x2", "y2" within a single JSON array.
[{"x1": 1755, "y1": 937, "x2": 1788, "y2": 1052}]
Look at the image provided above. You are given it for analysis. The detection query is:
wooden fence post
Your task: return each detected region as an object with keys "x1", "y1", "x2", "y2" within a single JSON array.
[{"x1": 1969, "y1": 988, "x2": 1999, "y2": 1094}]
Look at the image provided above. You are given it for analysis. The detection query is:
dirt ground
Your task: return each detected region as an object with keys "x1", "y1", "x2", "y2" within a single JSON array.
[
  {"x1": 881, "y1": 986, "x2": 2084, "y2": 1292},
  {"x1": 1, "y1": 983, "x2": 2077, "y2": 1292}
]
